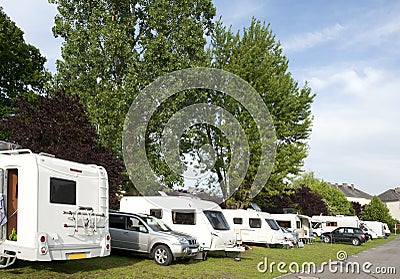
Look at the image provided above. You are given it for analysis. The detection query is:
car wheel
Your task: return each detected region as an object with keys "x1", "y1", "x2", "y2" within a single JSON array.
[
  {"x1": 152, "y1": 244, "x2": 173, "y2": 266},
  {"x1": 352, "y1": 238, "x2": 360, "y2": 246},
  {"x1": 323, "y1": 236, "x2": 331, "y2": 243}
]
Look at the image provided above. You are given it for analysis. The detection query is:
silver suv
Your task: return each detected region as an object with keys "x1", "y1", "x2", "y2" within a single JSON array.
[{"x1": 109, "y1": 211, "x2": 199, "y2": 265}]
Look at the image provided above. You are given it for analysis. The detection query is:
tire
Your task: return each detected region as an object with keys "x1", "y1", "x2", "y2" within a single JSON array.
[
  {"x1": 352, "y1": 238, "x2": 360, "y2": 246},
  {"x1": 152, "y1": 245, "x2": 173, "y2": 266},
  {"x1": 323, "y1": 235, "x2": 331, "y2": 243},
  {"x1": 202, "y1": 251, "x2": 208, "y2": 261}
]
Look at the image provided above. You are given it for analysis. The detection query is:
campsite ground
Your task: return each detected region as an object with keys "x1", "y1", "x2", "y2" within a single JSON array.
[{"x1": 1, "y1": 236, "x2": 397, "y2": 278}]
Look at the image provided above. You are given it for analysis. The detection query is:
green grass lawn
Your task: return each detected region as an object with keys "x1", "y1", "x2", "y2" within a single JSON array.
[{"x1": 1, "y1": 236, "x2": 396, "y2": 279}]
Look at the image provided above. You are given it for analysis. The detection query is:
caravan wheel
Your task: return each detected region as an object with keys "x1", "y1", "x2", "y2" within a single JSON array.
[{"x1": 152, "y1": 245, "x2": 173, "y2": 266}]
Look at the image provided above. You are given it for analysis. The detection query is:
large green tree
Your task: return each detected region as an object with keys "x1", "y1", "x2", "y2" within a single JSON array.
[
  {"x1": 203, "y1": 19, "x2": 315, "y2": 207},
  {"x1": 292, "y1": 172, "x2": 353, "y2": 215},
  {"x1": 50, "y1": 0, "x2": 215, "y2": 152},
  {"x1": 0, "y1": 7, "x2": 49, "y2": 137},
  {"x1": 362, "y1": 196, "x2": 393, "y2": 225}
]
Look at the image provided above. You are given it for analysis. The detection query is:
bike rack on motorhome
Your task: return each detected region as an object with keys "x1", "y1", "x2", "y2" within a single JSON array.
[
  {"x1": 0, "y1": 149, "x2": 111, "y2": 268},
  {"x1": 120, "y1": 194, "x2": 245, "y2": 259}
]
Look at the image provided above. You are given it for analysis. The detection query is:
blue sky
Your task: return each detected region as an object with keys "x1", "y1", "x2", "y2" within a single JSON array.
[{"x1": 2, "y1": 0, "x2": 400, "y2": 195}]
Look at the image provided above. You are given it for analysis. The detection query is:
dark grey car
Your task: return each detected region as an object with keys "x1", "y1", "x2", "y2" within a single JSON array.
[
  {"x1": 321, "y1": 227, "x2": 366, "y2": 246},
  {"x1": 109, "y1": 211, "x2": 199, "y2": 265}
]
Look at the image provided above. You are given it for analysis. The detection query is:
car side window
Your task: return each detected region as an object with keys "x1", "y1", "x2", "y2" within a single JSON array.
[
  {"x1": 346, "y1": 228, "x2": 354, "y2": 233},
  {"x1": 109, "y1": 214, "x2": 125, "y2": 229},
  {"x1": 337, "y1": 228, "x2": 345, "y2": 234},
  {"x1": 126, "y1": 217, "x2": 148, "y2": 233}
]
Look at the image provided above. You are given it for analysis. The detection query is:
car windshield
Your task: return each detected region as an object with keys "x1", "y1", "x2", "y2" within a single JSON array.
[
  {"x1": 142, "y1": 216, "x2": 172, "y2": 232},
  {"x1": 203, "y1": 210, "x2": 230, "y2": 230},
  {"x1": 265, "y1": 219, "x2": 280, "y2": 230}
]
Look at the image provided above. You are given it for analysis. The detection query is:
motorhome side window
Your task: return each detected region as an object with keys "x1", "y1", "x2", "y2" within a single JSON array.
[
  {"x1": 50, "y1": 177, "x2": 76, "y2": 205},
  {"x1": 277, "y1": 221, "x2": 291, "y2": 228},
  {"x1": 249, "y1": 218, "x2": 262, "y2": 228},
  {"x1": 233, "y1": 218, "x2": 243, "y2": 224},
  {"x1": 327, "y1": 222, "x2": 337, "y2": 226},
  {"x1": 172, "y1": 211, "x2": 195, "y2": 225},
  {"x1": 150, "y1": 209, "x2": 162, "y2": 219}
]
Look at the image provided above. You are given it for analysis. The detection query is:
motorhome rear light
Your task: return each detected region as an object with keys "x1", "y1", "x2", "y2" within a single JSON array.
[
  {"x1": 106, "y1": 244, "x2": 110, "y2": 250},
  {"x1": 70, "y1": 168, "x2": 82, "y2": 173},
  {"x1": 40, "y1": 236, "x2": 46, "y2": 242},
  {"x1": 41, "y1": 247, "x2": 47, "y2": 254},
  {"x1": 106, "y1": 235, "x2": 111, "y2": 241}
]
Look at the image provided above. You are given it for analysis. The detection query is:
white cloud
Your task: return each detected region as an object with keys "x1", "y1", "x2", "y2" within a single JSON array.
[
  {"x1": 345, "y1": 9, "x2": 400, "y2": 49},
  {"x1": 303, "y1": 63, "x2": 400, "y2": 194},
  {"x1": 282, "y1": 23, "x2": 345, "y2": 52}
]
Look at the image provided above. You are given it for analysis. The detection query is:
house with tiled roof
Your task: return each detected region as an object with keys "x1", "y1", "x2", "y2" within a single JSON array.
[
  {"x1": 328, "y1": 182, "x2": 372, "y2": 206},
  {"x1": 378, "y1": 187, "x2": 400, "y2": 220}
]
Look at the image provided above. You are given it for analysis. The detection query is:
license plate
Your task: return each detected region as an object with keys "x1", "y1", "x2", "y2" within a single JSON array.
[
  {"x1": 190, "y1": 248, "x2": 198, "y2": 253},
  {"x1": 68, "y1": 253, "x2": 87, "y2": 260}
]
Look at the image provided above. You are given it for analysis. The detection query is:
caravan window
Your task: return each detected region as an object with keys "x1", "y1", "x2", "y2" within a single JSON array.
[
  {"x1": 50, "y1": 177, "x2": 76, "y2": 205},
  {"x1": 233, "y1": 218, "x2": 243, "y2": 224},
  {"x1": 150, "y1": 209, "x2": 162, "y2": 219},
  {"x1": 277, "y1": 221, "x2": 291, "y2": 228},
  {"x1": 172, "y1": 211, "x2": 195, "y2": 225},
  {"x1": 327, "y1": 222, "x2": 337, "y2": 227},
  {"x1": 203, "y1": 210, "x2": 230, "y2": 230},
  {"x1": 265, "y1": 219, "x2": 280, "y2": 231},
  {"x1": 249, "y1": 218, "x2": 262, "y2": 228}
]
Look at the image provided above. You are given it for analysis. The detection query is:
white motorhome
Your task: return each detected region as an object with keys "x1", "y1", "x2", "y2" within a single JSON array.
[
  {"x1": 271, "y1": 213, "x2": 312, "y2": 239},
  {"x1": 311, "y1": 215, "x2": 360, "y2": 237},
  {"x1": 0, "y1": 149, "x2": 110, "y2": 268},
  {"x1": 120, "y1": 195, "x2": 244, "y2": 258},
  {"x1": 361, "y1": 221, "x2": 390, "y2": 238},
  {"x1": 223, "y1": 209, "x2": 286, "y2": 245}
]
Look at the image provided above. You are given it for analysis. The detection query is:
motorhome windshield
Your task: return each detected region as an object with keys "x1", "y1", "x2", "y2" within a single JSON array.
[
  {"x1": 203, "y1": 210, "x2": 230, "y2": 230},
  {"x1": 143, "y1": 216, "x2": 172, "y2": 232},
  {"x1": 265, "y1": 219, "x2": 280, "y2": 230}
]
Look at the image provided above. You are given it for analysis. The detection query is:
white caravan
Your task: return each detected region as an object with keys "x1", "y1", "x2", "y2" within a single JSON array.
[
  {"x1": 120, "y1": 195, "x2": 244, "y2": 258},
  {"x1": 361, "y1": 221, "x2": 390, "y2": 238},
  {"x1": 271, "y1": 213, "x2": 312, "y2": 238},
  {"x1": 223, "y1": 209, "x2": 286, "y2": 245},
  {"x1": 311, "y1": 215, "x2": 360, "y2": 237},
  {"x1": 0, "y1": 149, "x2": 110, "y2": 268}
]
